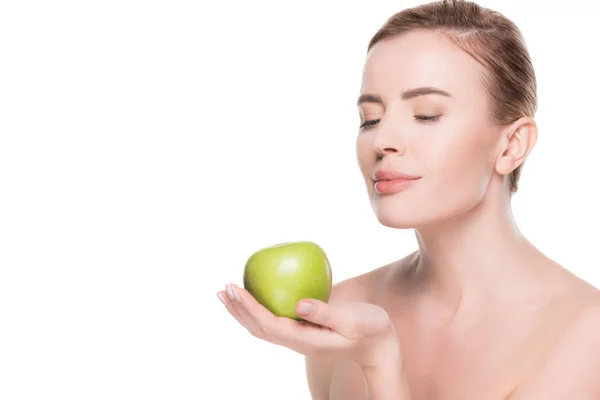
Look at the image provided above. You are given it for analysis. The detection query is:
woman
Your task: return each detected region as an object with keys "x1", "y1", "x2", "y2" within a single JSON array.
[{"x1": 217, "y1": 1, "x2": 600, "y2": 398}]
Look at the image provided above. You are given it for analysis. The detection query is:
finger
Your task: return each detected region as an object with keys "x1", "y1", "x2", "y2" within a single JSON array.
[
  {"x1": 219, "y1": 285, "x2": 262, "y2": 337},
  {"x1": 295, "y1": 299, "x2": 361, "y2": 339},
  {"x1": 217, "y1": 289, "x2": 246, "y2": 328},
  {"x1": 231, "y1": 285, "x2": 325, "y2": 345},
  {"x1": 232, "y1": 284, "x2": 281, "y2": 334},
  {"x1": 224, "y1": 284, "x2": 265, "y2": 338},
  {"x1": 233, "y1": 285, "x2": 351, "y2": 353},
  {"x1": 295, "y1": 299, "x2": 345, "y2": 329}
]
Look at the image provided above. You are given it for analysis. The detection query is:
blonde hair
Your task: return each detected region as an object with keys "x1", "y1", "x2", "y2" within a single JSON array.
[{"x1": 368, "y1": 0, "x2": 537, "y2": 193}]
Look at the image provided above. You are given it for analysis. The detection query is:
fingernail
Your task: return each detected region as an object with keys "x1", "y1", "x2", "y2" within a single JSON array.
[
  {"x1": 226, "y1": 284, "x2": 235, "y2": 301},
  {"x1": 217, "y1": 292, "x2": 227, "y2": 306},
  {"x1": 297, "y1": 301, "x2": 313, "y2": 315}
]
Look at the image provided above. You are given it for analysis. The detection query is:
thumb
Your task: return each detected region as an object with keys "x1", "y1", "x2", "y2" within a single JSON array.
[{"x1": 296, "y1": 299, "x2": 346, "y2": 330}]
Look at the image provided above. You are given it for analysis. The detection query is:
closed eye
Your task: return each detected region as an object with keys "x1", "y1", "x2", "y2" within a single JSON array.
[
  {"x1": 415, "y1": 115, "x2": 441, "y2": 123},
  {"x1": 359, "y1": 119, "x2": 381, "y2": 129},
  {"x1": 359, "y1": 115, "x2": 441, "y2": 130}
]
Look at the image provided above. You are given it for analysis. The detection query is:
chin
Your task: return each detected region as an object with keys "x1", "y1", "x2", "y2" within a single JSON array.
[
  {"x1": 374, "y1": 211, "x2": 431, "y2": 230},
  {"x1": 371, "y1": 194, "x2": 485, "y2": 230}
]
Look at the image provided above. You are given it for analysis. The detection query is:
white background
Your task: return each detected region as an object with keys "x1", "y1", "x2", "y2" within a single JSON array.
[{"x1": 1, "y1": 0, "x2": 599, "y2": 399}]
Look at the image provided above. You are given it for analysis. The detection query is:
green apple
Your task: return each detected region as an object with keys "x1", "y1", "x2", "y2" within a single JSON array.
[{"x1": 243, "y1": 241, "x2": 332, "y2": 320}]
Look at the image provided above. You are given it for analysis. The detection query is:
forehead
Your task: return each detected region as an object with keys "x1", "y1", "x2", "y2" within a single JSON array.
[{"x1": 361, "y1": 30, "x2": 487, "y2": 104}]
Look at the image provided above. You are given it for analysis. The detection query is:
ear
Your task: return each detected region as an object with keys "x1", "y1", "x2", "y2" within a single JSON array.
[{"x1": 495, "y1": 117, "x2": 538, "y2": 176}]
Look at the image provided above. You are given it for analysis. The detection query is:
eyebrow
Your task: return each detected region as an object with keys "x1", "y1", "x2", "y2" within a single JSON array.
[{"x1": 356, "y1": 86, "x2": 452, "y2": 106}]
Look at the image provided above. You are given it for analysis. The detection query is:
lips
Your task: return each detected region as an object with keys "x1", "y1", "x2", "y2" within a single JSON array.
[
  {"x1": 372, "y1": 169, "x2": 421, "y2": 182},
  {"x1": 372, "y1": 169, "x2": 421, "y2": 194}
]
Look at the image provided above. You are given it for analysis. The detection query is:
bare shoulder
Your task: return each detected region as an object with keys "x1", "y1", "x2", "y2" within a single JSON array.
[
  {"x1": 328, "y1": 268, "x2": 379, "y2": 303},
  {"x1": 510, "y1": 288, "x2": 600, "y2": 398},
  {"x1": 557, "y1": 289, "x2": 600, "y2": 350},
  {"x1": 560, "y1": 288, "x2": 600, "y2": 348},
  {"x1": 328, "y1": 251, "x2": 419, "y2": 304}
]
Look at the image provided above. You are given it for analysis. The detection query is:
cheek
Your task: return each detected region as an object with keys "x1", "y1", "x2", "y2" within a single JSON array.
[
  {"x1": 429, "y1": 130, "x2": 490, "y2": 171},
  {"x1": 356, "y1": 135, "x2": 374, "y2": 177},
  {"x1": 418, "y1": 132, "x2": 495, "y2": 199}
]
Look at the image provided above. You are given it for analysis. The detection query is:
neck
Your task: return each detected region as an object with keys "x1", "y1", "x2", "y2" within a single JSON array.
[{"x1": 407, "y1": 186, "x2": 553, "y2": 318}]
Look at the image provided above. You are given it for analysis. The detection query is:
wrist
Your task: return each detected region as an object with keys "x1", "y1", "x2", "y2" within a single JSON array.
[
  {"x1": 359, "y1": 324, "x2": 401, "y2": 370},
  {"x1": 362, "y1": 354, "x2": 411, "y2": 400},
  {"x1": 360, "y1": 330, "x2": 411, "y2": 399}
]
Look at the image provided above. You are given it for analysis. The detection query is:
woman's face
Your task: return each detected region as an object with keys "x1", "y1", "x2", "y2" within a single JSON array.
[{"x1": 356, "y1": 30, "x2": 503, "y2": 229}]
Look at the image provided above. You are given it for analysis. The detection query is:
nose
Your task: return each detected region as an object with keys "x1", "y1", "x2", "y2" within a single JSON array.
[{"x1": 371, "y1": 121, "x2": 406, "y2": 157}]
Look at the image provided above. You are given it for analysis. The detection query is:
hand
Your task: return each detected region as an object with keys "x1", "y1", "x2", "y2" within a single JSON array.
[{"x1": 217, "y1": 283, "x2": 399, "y2": 369}]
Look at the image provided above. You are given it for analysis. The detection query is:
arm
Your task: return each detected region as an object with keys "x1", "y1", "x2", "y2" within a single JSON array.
[
  {"x1": 362, "y1": 334, "x2": 412, "y2": 400},
  {"x1": 363, "y1": 360, "x2": 411, "y2": 400},
  {"x1": 306, "y1": 354, "x2": 377, "y2": 400},
  {"x1": 307, "y1": 351, "x2": 411, "y2": 400},
  {"x1": 305, "y1": 354, "x2": 333, "y2": 400}
]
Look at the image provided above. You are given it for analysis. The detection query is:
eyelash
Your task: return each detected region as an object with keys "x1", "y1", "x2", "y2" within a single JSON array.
[{"x1": 359, "y1": 115, "x2": 441, "y2": 130}]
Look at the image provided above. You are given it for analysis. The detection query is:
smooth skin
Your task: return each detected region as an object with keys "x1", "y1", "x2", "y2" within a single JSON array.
[{"x1": 218, "y1": 29, "x2": 600, "y2": 399}]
